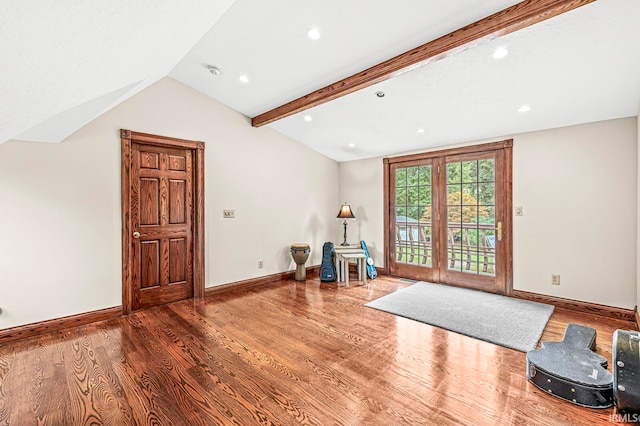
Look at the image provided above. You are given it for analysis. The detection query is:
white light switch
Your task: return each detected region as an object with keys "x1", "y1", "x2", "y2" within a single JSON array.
[
  {"x1": 223, "y1": 209, "x2": 235, "y2": 218},
  {"x1": 515, "y1": 206, "x2": 523, "y2": 216}
]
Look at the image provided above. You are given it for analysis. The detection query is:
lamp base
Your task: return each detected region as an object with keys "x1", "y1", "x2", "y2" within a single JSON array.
[{"x1": 341, "y1": 220, "x2": 350, "y2": 246}]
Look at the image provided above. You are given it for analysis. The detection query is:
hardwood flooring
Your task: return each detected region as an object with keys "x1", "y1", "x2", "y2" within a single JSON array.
[{"x1": 0, "y1": 276, "x2": 636, "y2": 425}]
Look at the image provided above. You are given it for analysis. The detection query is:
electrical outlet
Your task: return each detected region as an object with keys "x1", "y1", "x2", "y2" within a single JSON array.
[
  {"x1": 258, "y1": 260, "x2": 264, "y2": 268},
  {"x1": 551, "y1": 274, "x2": 560, "y2": 285},
  {"x1": 223, "y1": 209, "x2": 235, "y2": 218},
  {"x1": 515, "y1": 206, "x2": 523, "y2": 216}
]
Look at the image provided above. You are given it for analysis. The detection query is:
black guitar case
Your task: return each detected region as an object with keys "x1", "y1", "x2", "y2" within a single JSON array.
[
  {"x1": 526, "y1": 323, "x2": 613, "y2": 408},
  {"x1": 613, "y1": 329, "x2": 640, "y2": 413},
  {"x1": 319, "y1": 242, "x2": 336, "y2": 282},
  {"x1": 359, "y1": 240, "x2": 377, "y2": 280}
]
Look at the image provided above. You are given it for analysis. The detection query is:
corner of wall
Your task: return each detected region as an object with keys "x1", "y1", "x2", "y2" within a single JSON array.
[{"x1": 637, "y1": 112, "x2": 640, "y2": 315}]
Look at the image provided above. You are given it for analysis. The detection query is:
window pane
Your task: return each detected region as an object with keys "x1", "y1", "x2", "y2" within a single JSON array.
[
  {"x1": 448, "y1": 226, "x2": 462, "y2": 271},
  {"x1": 407, "y1": 206, "x2": 420, "y2": 221},
  {"x1": 419, "y1": 186, "x2": 431, "y2": 205},
  {"x1": 396, "y1": 168, "x2": 407, "y2": 186},
  {"x1": 448, "y1": 206, "x2": 462, "y2": 224},
  {"x1": 407, "y1": 187, "x2": 419, "y2": 205},
  {"x1": 421, "y1": 205, "x2": 432, "y2": 222},
  {"x1": 467, "y1": 228, "x2": 480, "y2": 247},
  {"x1": 447, "y1": 162, "x2": 461, "y2": 184},
  {"x1": 462, "y1": 184, "x2": 478, "y2": 203},
  {"x1": 478, "y1": 183, "x2": 495, "y2": 206},
  {"x1": 478, "y1": 159, "x2": 495, "y2": 182},
  {"x1": 484, "y1": 229, "x2": 496, "y2": 248},
  {"x1": 407, "y1": 167, "x2": 419, "y2": 186},
  {"x1": 393, "y1": 165, "x2": 433, "y2": 269},
  {"x1": 462, "y1": 161, "x2": 478, "y2": 183},
  {"x1": 462, "y1": 206, "x2": 478, "y2": 224},
  {"x1": 447, "y1": 184, "x2": 462, "y2": 198},
  {"x1": 480, "y1": 206, "x2": 495, "y2": 225},
  {"x1": 396, "y1": 187, "x2": 407, "y2": 205},
  {"x1": 418, "y1": 165, "x2": 432, "y2": 186}
]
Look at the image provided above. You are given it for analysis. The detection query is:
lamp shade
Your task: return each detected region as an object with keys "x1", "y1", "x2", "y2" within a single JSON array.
[{"x1": 336, "y1": 203, "x2": 355, "y2": 219}]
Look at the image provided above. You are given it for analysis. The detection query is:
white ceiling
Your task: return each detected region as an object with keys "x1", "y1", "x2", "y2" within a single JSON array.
[
  {"x1": 170, "y1": 0, "x2": 523, "y2": 117},
  {"x1": 0, "y1": 0, "x2": 234, "y2": 144},
  {"x1": 4, "y1": 1, "x2": 640, "y2": 163},
  {"x1": 270, "y1": 0, "x2": 640, "y2": 161}
]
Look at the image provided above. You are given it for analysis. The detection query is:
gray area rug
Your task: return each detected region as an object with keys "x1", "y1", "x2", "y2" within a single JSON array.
[{"x1": 366, "y1": 281, "x2": 554, "y2": 352}]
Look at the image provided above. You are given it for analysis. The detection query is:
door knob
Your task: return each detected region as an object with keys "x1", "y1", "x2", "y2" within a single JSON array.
[{"x1": 133, "y1": 231, "x2": 141, "y2": 239}]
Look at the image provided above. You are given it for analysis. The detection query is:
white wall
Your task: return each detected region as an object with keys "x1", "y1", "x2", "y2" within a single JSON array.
[
  {"x1": 637, "y1": 112, "x2": 640, "y2": 313},
  {"x1": 0, "y1": 77, "x2": 339, "y2": 329},
  {"x1": 338, "y1": 157, "x2": 385, "y2": 264},
  {"x1": 340, "y1": 118, "x2": 637, "y2": 309},
  {"x1": 513, "y1": 118, "x2": 636, "y2": 308}
]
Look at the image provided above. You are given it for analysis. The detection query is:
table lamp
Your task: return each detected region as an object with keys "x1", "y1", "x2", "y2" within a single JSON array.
[{"x1": 336, "y1": 202, "x2": 355, "y2": 246}]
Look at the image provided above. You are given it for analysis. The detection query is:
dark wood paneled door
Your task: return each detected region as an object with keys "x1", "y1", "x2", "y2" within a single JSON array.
[
  {"x1": 132, "y1": 143, "x2": 193, "y2": 310},
  {"x1": 121, "y1": 130, "x2": 205, "y2": 313},
  {"x1": 385, "y1": 140, "x2": 512, "y2": 295}
]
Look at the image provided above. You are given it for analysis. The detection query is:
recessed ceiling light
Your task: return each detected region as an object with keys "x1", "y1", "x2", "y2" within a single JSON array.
[
  {"x1": 416, "y1": 128, "x2": 425, "y2": 134},
  {"x1": 308, "y1": 28, "x2": 321, "y2": 40},
  {"x1": 518, "y1": 105, "x2": 531, "y2": 113},
  {"x1": 348, "y1": 143, "x2": 355, "y2": 148},
  {"x1": 239, "y1": 74, "x2": 249, "y2": 83},
  {"x1": 375, "y1": 91, "x2": 385, "y2": 98},
  {"x1": 303, "y1": 115, "x2": 312, "y2": 122},
  {"x1": 493, "y1": 47, "x2": 509, "y2": 59}
]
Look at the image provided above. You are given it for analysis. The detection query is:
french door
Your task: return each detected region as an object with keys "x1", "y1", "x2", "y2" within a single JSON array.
[{"x1": 384, "y1": 140, "x2": 512, "y2": 295}]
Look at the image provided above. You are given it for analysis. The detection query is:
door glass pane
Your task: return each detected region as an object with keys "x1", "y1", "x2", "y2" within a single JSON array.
[
  {"x1": 478, "y1": 159, "x2": 495, "y2": 182},
  {"x1": 396, "y1": 187, "x2": 407, "y2": 205},
  {"x1": 447, "y1": 163, "x2": 461, "y2": 184},
  {"x1": 393, "y1": 165, "x2": 432, "y2": 267},
  {"x1": 478, "y1": 182, "x2": 495, "y2": 206},
  {"x1": 447, "y1": 159, "x2": 496, "y2": 276},
  {"x1": 463, "y1": 161, "x2": 478, "y2": 183}
]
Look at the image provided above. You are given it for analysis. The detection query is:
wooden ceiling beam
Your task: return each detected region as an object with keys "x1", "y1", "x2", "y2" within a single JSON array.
[{"x1": 251, "y1": 0, "x2": 596, "y2": 127}]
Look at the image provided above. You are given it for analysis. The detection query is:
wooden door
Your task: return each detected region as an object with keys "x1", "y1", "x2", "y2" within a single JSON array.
[
  {"x1": 388, "y1": 158, "x2": 439, "y2": 283},
  {"x1": 437, "y1": 150, "x2": 507, "y2": 294},
  {"x1": 121, "y1": 130, "x2": 205, "y2": 313},
  {"x1": 384, "y1": 140, "x2": 512, "y2": 295}
]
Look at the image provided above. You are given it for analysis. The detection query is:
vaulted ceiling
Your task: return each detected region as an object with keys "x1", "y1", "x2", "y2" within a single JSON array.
[
  {"x1": 3, "y1": 0, "x2": 639, "y2": 162},
  {"x1": 0, "y1": 0, "x2": 235, "y2": 144}
]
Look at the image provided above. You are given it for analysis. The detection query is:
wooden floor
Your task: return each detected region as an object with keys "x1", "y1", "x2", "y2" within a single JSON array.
[{"x1": 0, "y1": 276, "x2": 637, "y2": 425}]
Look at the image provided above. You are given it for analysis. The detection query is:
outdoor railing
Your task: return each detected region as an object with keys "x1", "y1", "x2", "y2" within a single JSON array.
[{"x1": 396, "y1": 221, "x2": 496, "y2": 273}]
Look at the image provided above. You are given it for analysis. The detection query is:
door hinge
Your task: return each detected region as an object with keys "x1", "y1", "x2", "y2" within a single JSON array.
[{"x1": 437, "y1": 166, "x2": 440, "y2": 173}]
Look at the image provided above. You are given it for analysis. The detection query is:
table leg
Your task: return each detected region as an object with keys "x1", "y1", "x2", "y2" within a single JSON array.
[
  {"x1": 345, "y1": 259, "x2": 349, "y2": 287},
  {"x1": 362, "y1": 259, "x2": 367, "y2": 285}
]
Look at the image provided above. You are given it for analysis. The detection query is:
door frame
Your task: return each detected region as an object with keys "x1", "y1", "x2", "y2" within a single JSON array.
[
  {"x1": 120, "y1": 129, "x2": 205, "y2": 314},
  {"x1": 383, "y1": 139, "x2": 513, "y2": 295}
]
